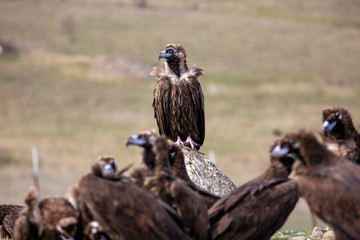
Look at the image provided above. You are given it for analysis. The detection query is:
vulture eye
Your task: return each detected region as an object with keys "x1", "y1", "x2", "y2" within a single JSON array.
[{"x1": 166, "y1": 49, "x2": 174, "y2": 54}]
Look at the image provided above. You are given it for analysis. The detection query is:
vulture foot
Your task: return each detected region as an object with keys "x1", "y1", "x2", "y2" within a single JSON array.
[
  {"x1": 185, "y1": 136, "x2": 199, "y2": 150},
  {"x1": 175, "y1": 136, "x2": 184, "y2": 146}
]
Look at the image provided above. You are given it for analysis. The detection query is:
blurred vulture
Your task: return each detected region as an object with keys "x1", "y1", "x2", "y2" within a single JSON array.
[
  {"x1": 151, "y1": 43, "x2": 205, "y2": 150},
  {"x1": 273, "y1": 129, "x2": 360, "y2": 240},
  {"x1": 144, "y1": 135, "x2": 209, "y2": 239},
  {"x1": 126, "y1": 130, "x2": 219, "y2": 207},
  {"x1": 208, "y1": 140, "x2": 299, "y2": 240},
  {"x1": 14, "y1": 187, "x2": 80, "y2": 240},
  {"x1": 321, "y1": 106, "x2": 360, "y2": 163},
  {"x1": 70, "y1": 155, "x2": 192, "y2": 240},
  {"x1": 0, "y1": 204, "x2": 23, "y2": 239}
]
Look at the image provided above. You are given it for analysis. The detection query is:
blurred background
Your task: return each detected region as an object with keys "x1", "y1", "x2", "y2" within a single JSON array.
[{"x1": 1, "y1": 0, "x2": 360, "y2": 232}]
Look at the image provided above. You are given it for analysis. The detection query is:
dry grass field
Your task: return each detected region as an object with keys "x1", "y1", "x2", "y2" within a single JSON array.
[{"x1": 1, "y1": 0, "x2": 360, "y2": 234}]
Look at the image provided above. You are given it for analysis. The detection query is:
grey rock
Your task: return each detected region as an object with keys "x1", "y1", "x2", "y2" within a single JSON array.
[{"x1": 181, "y1": 146, "x2": 236, "y2": 197}]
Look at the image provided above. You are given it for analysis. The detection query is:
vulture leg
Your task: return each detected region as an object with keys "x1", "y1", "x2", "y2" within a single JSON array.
[
  {"x1": 185, "y1": 136, "x2": 199, "y2": 150},
  {"x1": 175, "y1": 136, "x2": 184, "y2": 146}
]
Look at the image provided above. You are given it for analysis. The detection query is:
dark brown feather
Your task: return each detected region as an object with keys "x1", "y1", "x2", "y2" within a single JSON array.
[
  {"x1": 208, "y1": 142, "x2": 299, "y2": 240},
  {"x1": 0, "y1": 204, "x2": 23, "y2": 239},
  {"x1": 14, "y1": 187, "x2": 80, "y2": 240},
  {"x1": 152, "y1": 43, "x2": 205, "y2": 149},
  {"x1": 279, "y1": 129, "x2": 360, "y2": 240},
  {"x1": 144, "y1": 136, "x2": 209, "y2": 240},
  {"x1": 74, "y1": 156, "x2": 192, "y2": 240}
]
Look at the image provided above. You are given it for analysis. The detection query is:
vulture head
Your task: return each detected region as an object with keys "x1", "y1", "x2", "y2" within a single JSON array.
[
  {"x1": 271, "y1": 131, "x2": 302, "y2": 165},
  {"x1": 91, "y1": 155, "x2": 117, "y2": 179},
  {"x1": 322, "y1": 106, "x2": 355, "y2": 139},
  {"x1": 126, "y1": 130, "x2": 181, "y2": 168},
  {"x1": 270, "y1": 138, "x2": 297, "y2": 175},
  {"x1": 272, "y1": 129, "x2": 329, "y2": 166},
  {"x1": 125, "y1": 129, "x2": 158, "y2": 149},
  {"x1": 158, "y1": 43, "x2": 188, "y2": 77}
]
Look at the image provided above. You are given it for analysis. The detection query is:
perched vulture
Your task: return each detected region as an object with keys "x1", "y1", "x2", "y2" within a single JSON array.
[
  {"x1": 321, "y1": 106, "x2": 360, "y2": 163},
  {"x1": 208, "y1": 140, "x2": 299, "y2": 240},
  {"x1": 70, "y1": 155, "x2": 192, "y2": 240},
  {"x1": 273, "y1": 129, "x2": 360, "y2": 240},
  {"x1": 14, "y1": 187, "x2": 80, "y2": 240},
  {"x1": 0, "y1": 204, "x2": 23, "y2": 239},
  {"x1": 151, "y1": 43, "x2": 205, "y2": 150},
  {"x1": 126, "y1": 130, "x2": 219, "y2": 207}
]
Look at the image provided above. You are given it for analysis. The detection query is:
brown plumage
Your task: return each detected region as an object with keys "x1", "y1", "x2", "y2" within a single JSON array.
[
  {"x1": 71, "y1": 155, "x2": 192, "y2": 240},
  {"x1": 0, "y1": 204, "x2": 23, "y2": 239},
  {"x1": 208, "y1": 140, "x2": 299, "y2": 240},
  {"x1": 152, "y1": 43, "x2": 205, "y2": 150},
  {"x1": 126, "y1": 130, "x2": 219, "y2": 207},
  {"x1": 274, "y1": 129, "x2": 360, "y2": 240},
  {"x1": 14, "y1": 187, "x2": 80, "y2": 240},
  {"x1": 143, "y1": 135, "x2": 210, "y2": 240},
  {"x1": 321, "y1": 106, "x2": 360, "y2": 163}
]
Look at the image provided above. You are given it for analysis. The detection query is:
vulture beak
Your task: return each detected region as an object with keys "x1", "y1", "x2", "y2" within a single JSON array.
[
  {"x1": 125, "y1": 135, "x2": 146, "y2": 147},
  {"x1": 158, "y1": 50, "x2": 172, "y2": 60},
  {"x1": 323, "y1": 120, "x2": 337, "y2": 137},
  {"x1": 104, "y1": 164, "x2": 115, "y2": 174},
  {"x1": 271, "y1": 145, "x2": 289, "y2": 159}
]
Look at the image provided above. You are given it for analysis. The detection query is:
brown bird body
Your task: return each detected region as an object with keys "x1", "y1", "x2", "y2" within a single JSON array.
[
  {"x1": 321, "y1": 106, "x2": 360, "y2": 164},
  {"x1": 14, "y1": 187, "x2": 80, "y2": 240},
  {"x1": 143, "y1": 136, "x2": 210, "y2": 240},
  {"x1": 0, "y1": 204, "x2": 23, "y2": 239},
  {"x1": 274, "y1": 130, "x2": 360, "y2": 240},
  {"x1": 152, "y1": 43, "x2": 205, "y2": 150},
  {"x1": 208, "y1": 141, "x2": 299, "y2": 240},
  {"x1": 72, "y1": 155, "x2": 192, "y2": 240}
]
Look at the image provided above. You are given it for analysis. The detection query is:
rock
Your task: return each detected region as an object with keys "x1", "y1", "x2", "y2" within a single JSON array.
[
  {"x1": 321, "y1": 230, "x2": 335, "y2": 240},
  {"x1": 181, "y1": 146, "x2": 236, "y2": 197},
  {"x1": 311, "y1": 226, "x2": 327, "y2": 240}
]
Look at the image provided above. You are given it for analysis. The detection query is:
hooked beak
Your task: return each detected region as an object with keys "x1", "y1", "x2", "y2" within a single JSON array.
[
  {"x1": 158, "y1": 50, "x2": 172, "y2": 60},
  {"x1": 323, "y1": 120, "x2": 337, "y2": 137},
  {"x1": 271, "y1": 145, "x2": 289, "y2": 159},
  {"x1": 125, "y1": 135, "x2": 146, "y2": 147}
]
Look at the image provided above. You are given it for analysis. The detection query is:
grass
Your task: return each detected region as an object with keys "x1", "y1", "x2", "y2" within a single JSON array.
[{"x1": 0, "y1": 0, "x2": 360, "y2": 234}]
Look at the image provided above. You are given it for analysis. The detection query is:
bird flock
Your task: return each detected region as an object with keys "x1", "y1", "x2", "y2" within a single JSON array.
[{"x1": 1, "y1": 44, "x2": 360, "y2": 240}]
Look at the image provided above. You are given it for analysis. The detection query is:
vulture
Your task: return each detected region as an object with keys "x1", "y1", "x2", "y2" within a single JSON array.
[
  {"x1": 0, "y1": 204, "x2": 23, "y2": 239},
  {"x1": 14, "y1": 187, "x2": 80, "y2": 240},
  {"x1": 69, "y1": 155, "x2": 192, "y2": 240},
  {"x1": 273, "y1": 129, "x2": 360, "y2": 240},
  {"x1": 208, "y1": 140, "x2": 299, "y2": 240},
  {"x1": 126, "y1": 130, "x2": 219, "y2": 207},
  {"x1": 151, "y1": 43, "x2": 205, "y2": 150},
  {"x1": 321, "y1": 106, "x2": 360, "y2": 163}
]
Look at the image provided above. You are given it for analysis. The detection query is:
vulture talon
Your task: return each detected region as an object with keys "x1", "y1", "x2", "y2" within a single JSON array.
[
  {"x1": 175, "y1": 136, "x2": 184, "y2": 146},
  {"x1": 185, "y1": 136, "x2": 199, "y2": 150}
]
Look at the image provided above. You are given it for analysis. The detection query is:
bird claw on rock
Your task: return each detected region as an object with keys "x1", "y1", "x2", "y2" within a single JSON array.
[
  {"x1": 175, "y1": 136, "x2": 184, "y2": 146},
  {"x1": 185, "y1": 136, "x2": 199, "y2": 150}
]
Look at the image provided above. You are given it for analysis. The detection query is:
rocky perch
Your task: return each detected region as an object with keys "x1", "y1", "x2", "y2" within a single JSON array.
[{"x1": 181, "y1": 146, "x2": 236, "y2": 197}]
